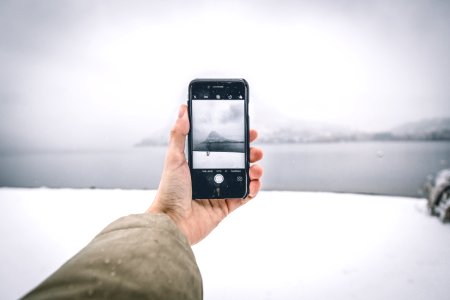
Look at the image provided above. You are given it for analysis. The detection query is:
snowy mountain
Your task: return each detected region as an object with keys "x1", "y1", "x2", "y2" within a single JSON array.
[
  {"x1": 201, "y1": 131, "x2": 240, "y2": 144},
  {"x1": 256, "y1": 117, "x2": 450, "y2": 143},
  {"x1": 390, "y1": 118, "x2": 450, "y2": 140},
  {"x1": 195, "y1": 131, "x2": 244, "y2": 152},
  {"x1": 135, "y1": 117, "x2": 450, "y2": 146}
]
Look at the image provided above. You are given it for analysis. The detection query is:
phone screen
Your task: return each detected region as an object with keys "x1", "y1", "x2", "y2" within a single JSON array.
[
  {"x1": 192, "y1": 100, "x2": 245, "y2": 169},
  {"x1": 189, "y1": 80, "x2": 248, "y2": 199}
]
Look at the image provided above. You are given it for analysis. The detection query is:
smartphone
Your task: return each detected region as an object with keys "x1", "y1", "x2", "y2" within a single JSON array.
[{"x1": 188, "y1": 79, "x2": 250, "y2": 199}]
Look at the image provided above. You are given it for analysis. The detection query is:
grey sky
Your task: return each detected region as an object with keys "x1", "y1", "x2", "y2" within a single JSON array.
[
  {"x1": 1, "y1": 0, "x2": 449, "y2": 152},
  {"x1": 192, "y1": 100, "x2": 245, "y2": 145}
]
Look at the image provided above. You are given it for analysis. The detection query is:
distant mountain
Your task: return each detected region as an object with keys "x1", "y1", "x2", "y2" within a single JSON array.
[
  {"x1": 135, "y1": 132, "x2": 168, "y2": 147},
  {"x1": 200, "y1": 131, "x2": 242, "y2": 144},
  {"x1": 257, "y1": 117, "x2": 450, "y2": 144},
  {"x1": 135, "y1": 117, "x2": 450, "y2": 146},
  {"x1": 135, "y1": 130, "x2": 242, "y2": 147},
  {"x1": 195, "y1": 131, "x2": 244, "y2": 152},
  {"x1": 393, "y1": 118, "x2": 450, "y2": 134},
  {"x1": 203, "y1": 131, "x2": 226, "y2": 143},
  {"x1": 389, "y1": 118, "x2": 450, "y2": 140},
  {"x1": 256, "y1": 125, "x2": 360, "y2": 144}
]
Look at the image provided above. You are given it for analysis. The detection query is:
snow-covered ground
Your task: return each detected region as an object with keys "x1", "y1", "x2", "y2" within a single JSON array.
[{"x1": 0, "y1": 188, "x2": 449, "y2": 300}]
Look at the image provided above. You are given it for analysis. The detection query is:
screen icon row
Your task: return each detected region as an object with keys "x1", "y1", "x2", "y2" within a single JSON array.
[{"x1": 192, "y1": 94, "x2": 243, "y2": 99}]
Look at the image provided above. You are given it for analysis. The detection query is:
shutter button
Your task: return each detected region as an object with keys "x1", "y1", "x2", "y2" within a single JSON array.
[{"x1": 214, "y1": 174, "x2": 224, "y2": 184}]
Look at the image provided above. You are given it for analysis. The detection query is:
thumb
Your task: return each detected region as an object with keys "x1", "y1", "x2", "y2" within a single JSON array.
[{"x1": 168, "y1": 104, "x2": 190, "y2": 155}]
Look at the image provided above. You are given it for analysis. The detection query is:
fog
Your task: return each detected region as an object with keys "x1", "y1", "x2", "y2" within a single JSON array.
[{"x1": 1, "y1": 0, "x2": 449, "y2": 153}]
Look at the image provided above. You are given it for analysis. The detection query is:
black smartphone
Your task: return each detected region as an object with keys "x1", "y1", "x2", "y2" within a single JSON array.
[{"x1": 188, "y1": 79, "x2": 250, "y2": 199}]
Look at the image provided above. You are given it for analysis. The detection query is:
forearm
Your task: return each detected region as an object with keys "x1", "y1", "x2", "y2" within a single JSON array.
[{"x1": 23, "y1": 213, "x2": 202, "y2": 300}]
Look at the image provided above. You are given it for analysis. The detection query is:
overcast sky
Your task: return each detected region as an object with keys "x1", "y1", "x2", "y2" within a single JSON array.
[
  {"x1": 1, "y1": 0, "x2": 449, "y2": 152},
  {"x1": 192, "y1": 100, "x2": 245, "y2": 144}
]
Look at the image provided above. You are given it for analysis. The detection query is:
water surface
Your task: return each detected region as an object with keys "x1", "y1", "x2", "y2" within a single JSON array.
[{"x1": 1, "y1": 142, "x2": 449, "y2": 197}]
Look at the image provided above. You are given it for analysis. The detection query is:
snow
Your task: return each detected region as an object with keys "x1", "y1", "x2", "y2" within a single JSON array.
[
  {"x1": 0, "y1": 188, "x2": 449, "y2": 300},
  {"x1": 193, "y1": 151, "x2": 245, "y2": 169}
]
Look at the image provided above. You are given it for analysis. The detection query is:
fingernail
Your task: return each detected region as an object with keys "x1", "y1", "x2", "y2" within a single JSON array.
[{"x1": 178, "y1": 105, "x2": 185, "y2": 118}]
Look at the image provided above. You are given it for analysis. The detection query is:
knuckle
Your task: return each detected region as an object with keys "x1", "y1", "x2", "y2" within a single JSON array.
[
  {"x1": 168, "y1": 152, "x2": 186, "y2": 165},
  {"x1": 169, "y1": 128, "x2": 178, "y2": 138}
]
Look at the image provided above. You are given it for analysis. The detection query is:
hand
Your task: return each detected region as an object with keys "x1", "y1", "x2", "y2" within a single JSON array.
[{"x1": 148, "y1": 104, "x2": 263, "y2": 245}]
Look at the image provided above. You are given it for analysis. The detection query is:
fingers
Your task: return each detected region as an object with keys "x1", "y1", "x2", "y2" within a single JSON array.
[
  {"x1": 248, "y1": 179, "x2": 261, "y2": 198},
  {"x1": 249, "y1": 164, "x2": 263, "y2": 180},
  {"x1": 224, "y1": 164, "x2": 263, "y2": 212},
  {"x1": 249, "y1": 131, "x2": 263, "y2": 163},
  {"x1": 250, "y1": 129, "x2": 258, "y2": 143},
  {"x1": 169, "y1": 105, "x2": 190, "y2": 154},
  {"x1": 225, "y1": 179, "x2": 261, "y2": 213},
  {"x1": 250, "y1": 147, "x2": 263, "y2": 163},
  {"x1": 225, "y1": 198, "x2": 246, "y2": 213}
]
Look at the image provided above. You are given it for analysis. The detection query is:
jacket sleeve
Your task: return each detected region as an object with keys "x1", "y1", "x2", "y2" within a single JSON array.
[{"x1": 22, "y1": 213, "x2": 203, "y2": 300}]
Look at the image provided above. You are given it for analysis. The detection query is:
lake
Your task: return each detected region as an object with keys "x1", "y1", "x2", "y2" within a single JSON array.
[{"x1": 1, "y1": 141, "x2": 449, "y2": 197}]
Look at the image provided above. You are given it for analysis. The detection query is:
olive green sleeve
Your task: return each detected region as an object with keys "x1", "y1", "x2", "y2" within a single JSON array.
[{"x1": 22, "y1": 213, "x2": 202, "y2": 300}]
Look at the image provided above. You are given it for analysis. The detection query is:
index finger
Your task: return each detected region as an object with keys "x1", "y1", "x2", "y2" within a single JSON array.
[{"x1": 250, "y1": 129, "x2": 258, "y2": 143}]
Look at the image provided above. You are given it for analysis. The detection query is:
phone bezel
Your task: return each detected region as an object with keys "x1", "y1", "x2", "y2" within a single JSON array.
[{"x1": 188, "y1": 78, "x2": 250, "y2": 199}]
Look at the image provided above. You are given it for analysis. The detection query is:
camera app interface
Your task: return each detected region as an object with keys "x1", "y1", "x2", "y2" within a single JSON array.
[{"x1": 192, "y1": 97, "x2": 245, "y2": 169}]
